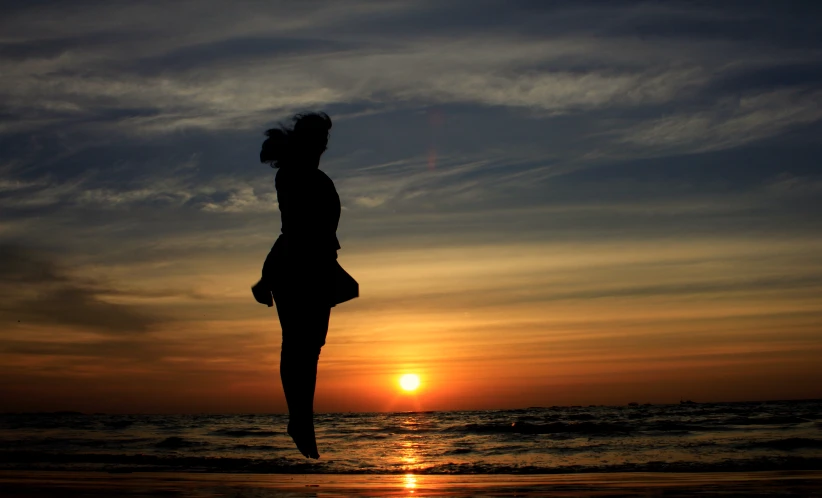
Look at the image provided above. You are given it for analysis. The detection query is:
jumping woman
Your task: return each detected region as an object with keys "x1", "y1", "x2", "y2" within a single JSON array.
[{"x1": 251, "y1": 112, "x2": 355, "y2": 459}]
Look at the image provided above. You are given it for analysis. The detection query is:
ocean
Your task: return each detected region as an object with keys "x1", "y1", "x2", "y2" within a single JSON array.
[{"x1": 2, "y1": 400, "x2": 821, "y2": 474}]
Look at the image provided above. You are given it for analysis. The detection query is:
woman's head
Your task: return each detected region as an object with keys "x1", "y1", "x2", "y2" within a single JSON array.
[{"x1": 260, "y1": 112, "x2": 332, "y2": 169}]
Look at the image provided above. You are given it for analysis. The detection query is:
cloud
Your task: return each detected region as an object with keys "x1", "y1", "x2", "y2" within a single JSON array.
[
  {"x1": 4, "y1": 2, "x2": 819, "y2": 137},
  {"x1": 620, "y1": 89, "x2": 822, "y2": 154},
  {"x1": 0, "y1": 162, "x2": 282, "y2": 214},
  {"x1": 337, "y1": 155, "x2": 493, "y2": 211},
  {"x1": 0, "y1": 36, "x2": 710, "y2": 136},
  {"x1": 0, "y1": 245, "x2": 158, "y2": 333},
  {"x1": 765, "y1": 173, "x2": 822, "y2": 198},
  {"x1": 198, "y1": 184, "x2": 279, "y2": 213}
]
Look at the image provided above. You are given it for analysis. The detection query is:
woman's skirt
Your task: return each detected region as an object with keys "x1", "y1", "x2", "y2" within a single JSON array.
[{"x1": 263, "y1": 236, "x2": 357, "y2": 307}]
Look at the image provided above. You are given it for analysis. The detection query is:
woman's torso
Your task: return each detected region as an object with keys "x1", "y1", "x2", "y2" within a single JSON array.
[{"x1": 274, "y1": 167, "x2": 340, "y2": 260}]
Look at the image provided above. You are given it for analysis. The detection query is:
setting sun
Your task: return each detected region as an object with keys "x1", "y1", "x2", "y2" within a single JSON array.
[{"x1": 399, "y1": 374, "x2": 421, "y2": 392}]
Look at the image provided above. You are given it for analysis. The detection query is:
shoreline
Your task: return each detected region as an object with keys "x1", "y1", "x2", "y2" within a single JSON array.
[{"x1": 1, "y1": 470, "x2": 821, "y2": 497}]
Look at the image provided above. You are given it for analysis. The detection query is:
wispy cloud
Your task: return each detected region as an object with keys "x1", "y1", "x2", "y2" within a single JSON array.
[
  {"x1": 3, "y1": 2, "x2": 819, "y2": 138},
  {"x1": 620, "y1": 88, "x2": 822, "y2": 154}
]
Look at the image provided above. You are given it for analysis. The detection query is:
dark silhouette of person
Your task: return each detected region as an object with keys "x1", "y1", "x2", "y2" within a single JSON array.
[{"x1": 251, "y1": 112, "x2": 350, "y2": 459}]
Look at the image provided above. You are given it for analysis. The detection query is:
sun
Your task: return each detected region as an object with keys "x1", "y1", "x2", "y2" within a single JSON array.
[{"x1": 399, "y1": 374, "x2": 420, "y2": 392}]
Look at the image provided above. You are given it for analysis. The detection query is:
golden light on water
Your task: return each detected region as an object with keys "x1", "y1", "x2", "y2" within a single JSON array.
[{"x1": 399, "y1": 374, "x2": 421, "y2": 391}]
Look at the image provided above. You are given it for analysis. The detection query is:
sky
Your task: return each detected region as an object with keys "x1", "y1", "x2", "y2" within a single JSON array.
[{"x1": 1, "y1": 0, "x2": 821, "y2": 414}]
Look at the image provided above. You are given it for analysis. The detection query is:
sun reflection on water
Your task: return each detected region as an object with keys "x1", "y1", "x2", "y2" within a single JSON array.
[
  {"x1": 401, "y1": 440, "x2": 418, "y2": 465},
  {"x1": 404, "y1": 473, "x2": 417, "y2": 492}
]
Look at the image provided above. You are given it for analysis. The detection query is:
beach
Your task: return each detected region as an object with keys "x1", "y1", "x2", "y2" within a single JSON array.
[{"x1": 2, "y1": 470, "x2": 822, "y2": 497}]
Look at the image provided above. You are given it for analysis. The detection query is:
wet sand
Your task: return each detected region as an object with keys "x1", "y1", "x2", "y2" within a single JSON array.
[{"x1": 1, "y1": 470, "x2": 822, "y2": 497}]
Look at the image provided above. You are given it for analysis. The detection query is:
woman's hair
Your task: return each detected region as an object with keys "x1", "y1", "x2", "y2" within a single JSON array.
[{"x1": 260, "y1": 112, "x2": 332, "y2": 168}]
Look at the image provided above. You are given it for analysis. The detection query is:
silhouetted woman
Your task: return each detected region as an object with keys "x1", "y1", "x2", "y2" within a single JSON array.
[{"x1": 251, "y1": 112, "x2": 343, "y2": 459}]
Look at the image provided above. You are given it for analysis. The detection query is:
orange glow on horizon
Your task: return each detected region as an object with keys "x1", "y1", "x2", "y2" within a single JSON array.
[{"x1": 3, "y1": 237, "x2": 822, "y2": 413}]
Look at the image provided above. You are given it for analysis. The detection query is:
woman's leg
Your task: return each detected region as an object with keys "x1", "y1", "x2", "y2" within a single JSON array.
[{"x1": 276, "y1": 298, "x2": 331, "y2": 458}]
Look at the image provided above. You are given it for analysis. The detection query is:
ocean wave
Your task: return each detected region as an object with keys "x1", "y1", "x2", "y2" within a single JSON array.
[
  {"x1": 102, "y1": 420, "x2": 134, "y2": 430},
  {"x1": 443, "y1": 448, "x2": 474, "y2": 455},
  {"x1": 0, "y1": 437, "x2": 152, "y2": 449},
  {"x1": 231, "y1": 444, "x2": 282, "y2": 451},
  {"x1": 353, "y1": 433, "x2": 390, "y2": 440},
  {"x1": 564, "y1": 413, "x2": 597, "y2": 421},
  {"x1": 210, "y1": 428, "x2": 278, "y2": 437},
  {"x1": 720, "y1": 416, "x2": 810, "y2": 426},
  {"x1": 0, "y1": 451, "x2": 328, "y2": 473},
  {"x1": 418, "y1": 456, "x2": 822, "y2": 474},
  {"x1": 3, "y1": 451, "x2": 820, "y2": 474},
  {"x1": 155, "y1": 437, "x2": 207, "y2": 449},
  {"x1": 744, "y1": 438, "x2": 822, "y2": 450},
  {"x1": 641, "y1": 422, "x2": 722, "y2": 432},
  {"x1": 457, "y1": 421, "x2": 631, "y2": 435}
]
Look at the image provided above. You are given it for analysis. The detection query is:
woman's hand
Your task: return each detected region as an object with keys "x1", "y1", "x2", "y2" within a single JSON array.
[{"x1": 251, "y1": 279, "x2": 274, "y2": 307}]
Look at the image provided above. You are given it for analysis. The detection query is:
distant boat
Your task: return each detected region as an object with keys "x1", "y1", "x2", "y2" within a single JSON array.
[{"x1": 680, "y1": 399, "x2": 697, "y2": 405}]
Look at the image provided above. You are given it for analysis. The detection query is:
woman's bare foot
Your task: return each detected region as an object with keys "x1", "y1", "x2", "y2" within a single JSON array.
[{"x1": 287, "y1": 419, "x2": 320, "y2": 459}]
